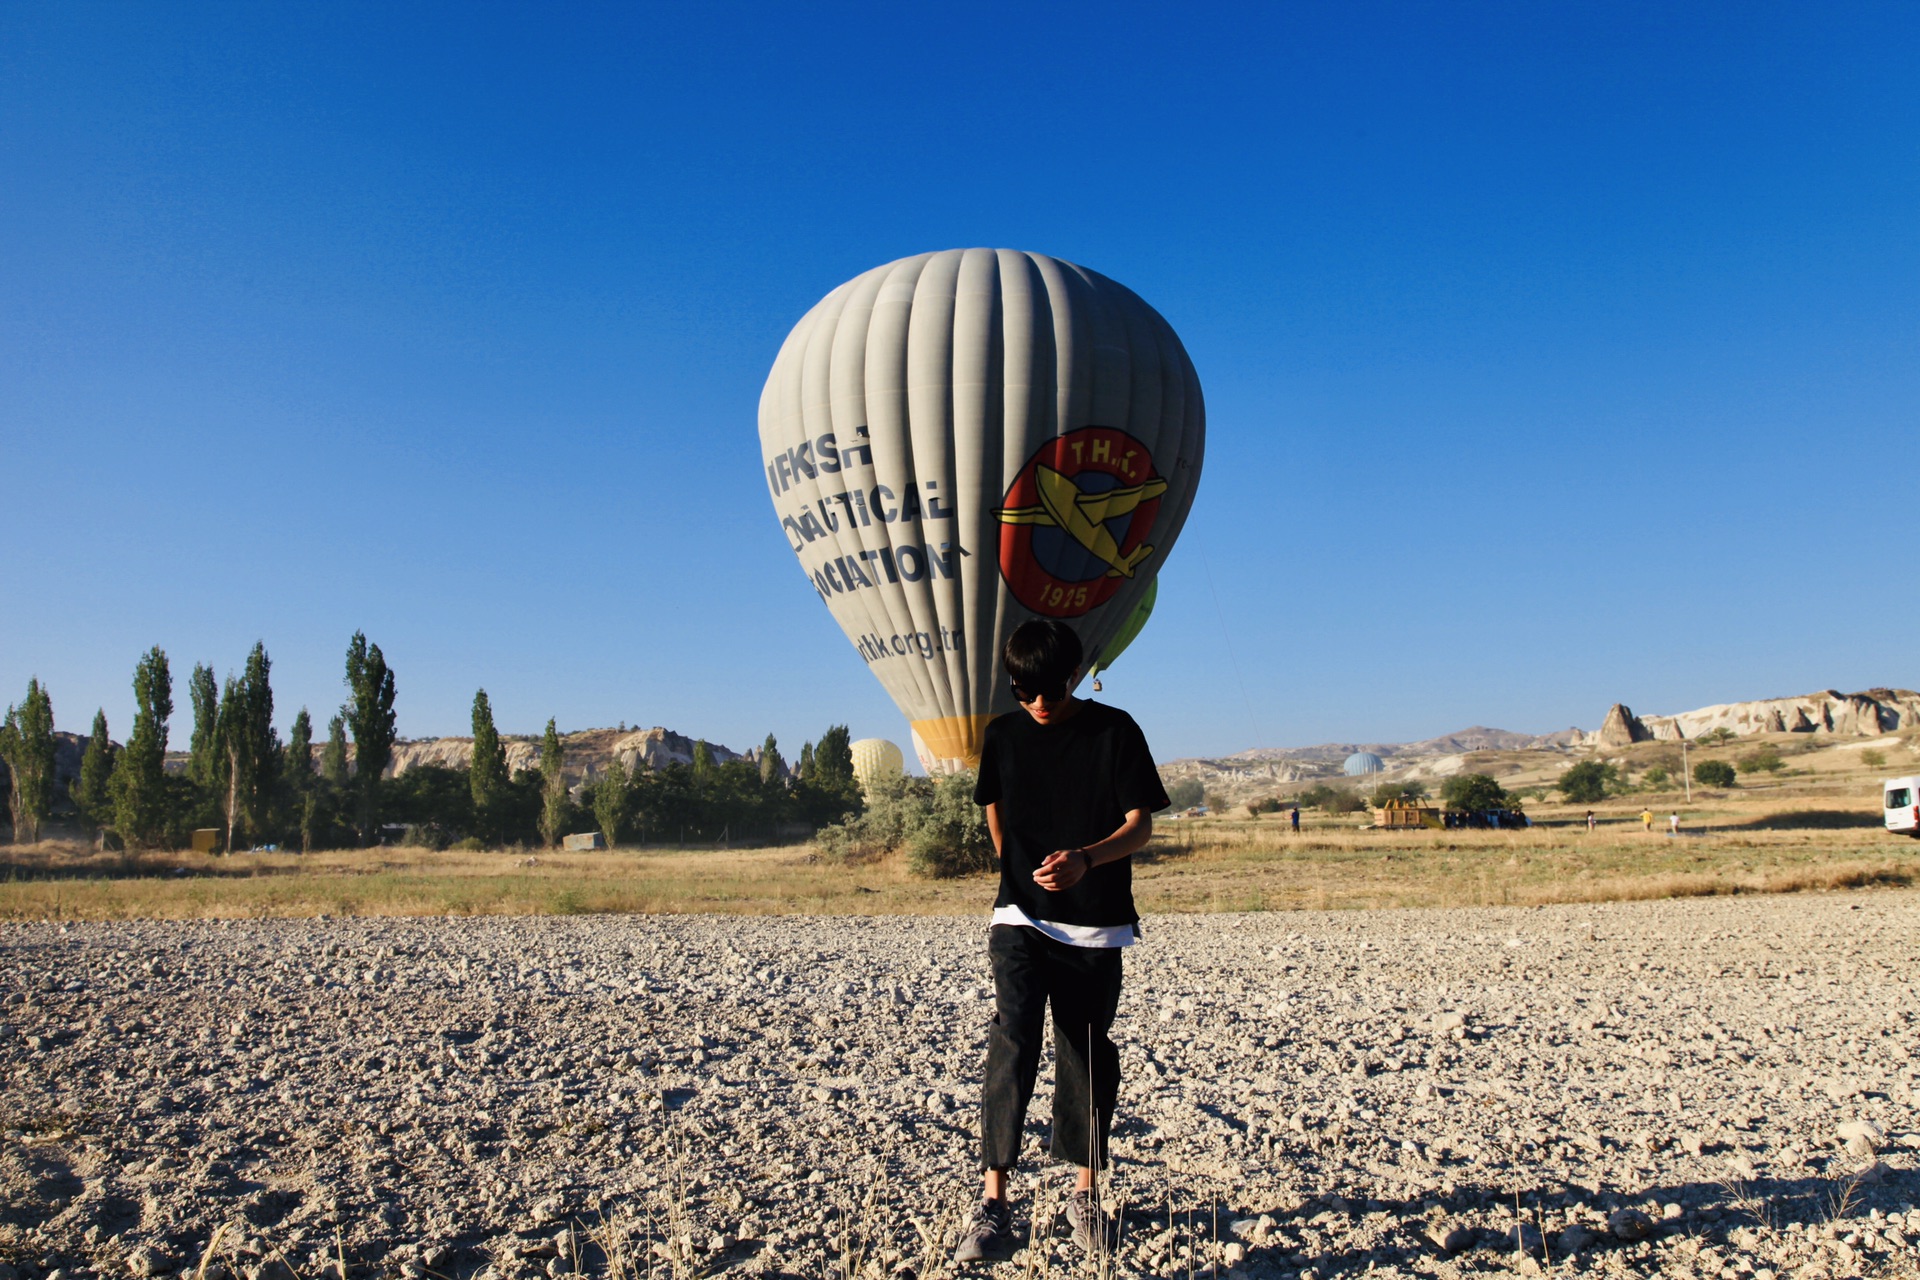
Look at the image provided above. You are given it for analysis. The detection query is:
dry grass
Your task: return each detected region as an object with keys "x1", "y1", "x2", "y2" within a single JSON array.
[{"x1": 1, "y1": 794, "x2": 1914, "y2": 922}]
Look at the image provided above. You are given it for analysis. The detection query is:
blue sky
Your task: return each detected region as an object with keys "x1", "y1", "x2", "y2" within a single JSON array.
[{"x1": 3, "y1": 2, "x2": 1915, "y2": 763}]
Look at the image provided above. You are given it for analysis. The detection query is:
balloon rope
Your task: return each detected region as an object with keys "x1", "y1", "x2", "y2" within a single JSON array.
[{"x1": 1199, "y1": 547, "x2": 1263, "y2": 753}]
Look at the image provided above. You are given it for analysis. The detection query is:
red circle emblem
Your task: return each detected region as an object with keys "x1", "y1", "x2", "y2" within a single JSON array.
[{"x1": 995, "y1": 426, "x2": 1166, "y2": 618}]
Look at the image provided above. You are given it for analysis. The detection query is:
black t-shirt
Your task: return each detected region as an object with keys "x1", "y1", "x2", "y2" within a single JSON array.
[{"x1": 972, "y1": 701, "x2": 1171, "y2": 928}]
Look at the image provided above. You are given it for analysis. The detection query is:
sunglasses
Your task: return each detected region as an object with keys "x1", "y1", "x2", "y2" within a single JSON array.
[{"x1": 1010, "y1": 677, "x2": 1069, "y2": 704}]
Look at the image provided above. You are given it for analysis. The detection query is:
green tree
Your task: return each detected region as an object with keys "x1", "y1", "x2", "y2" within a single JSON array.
[
  {"x1": 75, "y1": 708, "x2": 117, "y2": 838},
  {"x1": 186, "y1": 663, "x2": 221, "y2": 791},
  {"x1": 1861, "y1": 748, "x2": 1887, "y2": 770},
  {"x1": 383, "y1": 764, "x2": 475, "y2": 845},
  {"x1": 797, "y1": 742, "x2": 815, "y2": 784},
  {"x1": 1693, "y1": 760, "x2": 1737, "y2": 788},
  {"x1": 1698, "y1": 727, "x2": 1736, "y2": 747},
  {"x1": 1442, "y1": 772, "x2": 1510, "y2": 813},
  {"x1": 1557, "y1": 760, "x2": 1617, "y2": 805},
  {"x1": 538, "y1": 718, "x2": 567, "y2": 847},
  {"x1": 322, "y1": 713, "x2": 350, "y2": 789},
  {"x1": 1161, "y1": 777, "x2": 1205, "y2": 812},
  {"x1": 814, "y1": 725, "x2": 855, "y2": 792},
  {"x1": 284, "y1": 708, "x2": 317, "y2": 853},
  {"x1": 110, "y1": 647, "x2": 174, "y2": 848},
  {"x1": 759, "y1": 733, "x2": 785, "y2": 785},
  {"x1": 1642, "y1": 765, "x2": 1670, "y2": 788},
  {"x1": 213, "y1": 643, "x2": 280, "y2": 851},
  {"x1": 343, "y1": 632, "x2": 397, "y2": 845},
  {"x1": 469, "y1": 689, "x2": 511, "y2": 845},
  {"x1": 1738, "y1": 745, "x2": 1784, "y2": 774},
  {"x1": 0, "y1": 678, "x2": 57, "y2": 844},
  {"x1": 593, "y1": 754, "x2": 629, "y2": 848}
]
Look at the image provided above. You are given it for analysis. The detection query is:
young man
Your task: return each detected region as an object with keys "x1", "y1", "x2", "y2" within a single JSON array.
[{"x1": 954, "y1": 619, "x2": 1170, "y2": 1264}]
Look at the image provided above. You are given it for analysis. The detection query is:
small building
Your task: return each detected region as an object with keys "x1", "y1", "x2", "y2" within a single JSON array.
[
  {"x1": 191, "y1": 828, "x2": 221, "y2": 854},
  {"x1": 1374, "y1": 798, "x2": 1442, "y2": 830},
  {"x1": 562, "y1": 831, "x2": 606, "y2": 852}
]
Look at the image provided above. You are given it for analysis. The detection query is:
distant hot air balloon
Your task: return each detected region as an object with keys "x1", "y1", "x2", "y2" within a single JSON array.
[
  {"x1": 848, "y1": 738, "x2": 906, "y2": 798},
  {"x1": 759, "y1": 249, "x2": 1204, "y2": 773}
]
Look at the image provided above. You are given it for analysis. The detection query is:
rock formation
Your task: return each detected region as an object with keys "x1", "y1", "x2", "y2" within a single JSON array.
[
  {"x1": 1593, "y1": 703, "x2": 1652, "y2": 748},
  {"x1": 1625, "y1": 688, "x2": 1918, "y2": 742},
  {"x1": 386, "y1": 726, "x2": 759, "y2": 786}
]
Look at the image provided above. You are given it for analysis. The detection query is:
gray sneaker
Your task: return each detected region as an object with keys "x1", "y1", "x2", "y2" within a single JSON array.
[
  {"x1": 954, "y1": 1198, "x2": 1017, "y2": 1264},
  {"x1": 1064, "y1": 1188, "x2": 1112, "y2": 1255}
]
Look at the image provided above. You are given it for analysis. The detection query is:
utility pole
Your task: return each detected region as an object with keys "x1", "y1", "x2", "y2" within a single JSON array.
[{"x1": 1681, "y1": 736, "x2": 1691, "y2": 804}]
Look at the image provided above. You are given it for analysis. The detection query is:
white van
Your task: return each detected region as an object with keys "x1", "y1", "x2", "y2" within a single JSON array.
[{"x1": 1885, "y1": 777, "x2": 1920, "y2": 836}]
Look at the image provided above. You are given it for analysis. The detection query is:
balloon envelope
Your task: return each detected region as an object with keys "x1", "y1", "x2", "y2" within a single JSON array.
[
  {"x1": 849, "y1": 738, "x2": 906, "y2": 797},
  {"x1": 759, "y1": 249, "x2": 1205, "y2": 773}
]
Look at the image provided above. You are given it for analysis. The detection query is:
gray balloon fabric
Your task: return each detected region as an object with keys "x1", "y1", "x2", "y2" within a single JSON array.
[{"x1": 758, "y1": 249, "x2": 1205, "y2": 773}]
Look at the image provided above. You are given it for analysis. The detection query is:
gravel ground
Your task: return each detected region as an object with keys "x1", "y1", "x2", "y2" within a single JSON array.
[{"x1": 2, "y1": 890, "x2": 1917, "y2": 1280}]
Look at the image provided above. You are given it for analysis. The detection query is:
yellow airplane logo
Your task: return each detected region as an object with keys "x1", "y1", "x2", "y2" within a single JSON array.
[{"x1": 994, "y1": 466, "x2": 1167, "y2": 578}]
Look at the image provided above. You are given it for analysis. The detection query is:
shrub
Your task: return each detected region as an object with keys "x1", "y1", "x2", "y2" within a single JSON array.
[
  {"x1": 1642, "y1": 766, "x2": 1670, "y2": 788},
  {"x1": 814, "y1": 771, "x2": 995, "y2": 878},
  {"x1": 1861, "y1": 749, "x2": 1887, "y2": 769},
  {"x1": 1558, "y1": 760, "x2": 1618, "y2": 804},
  {"x1": 1442, "y1": 773, "x2": 1511, "y2": 813},
  {"x1": 1693, "y1": 760, "x2": 1737, "y2": 788},
  {"x1": 450, "y1": 836, "x2": 486, "y2": 851},
  {"x1": 1738, "y1": 745, "x2": 1784, "y2": 774}
]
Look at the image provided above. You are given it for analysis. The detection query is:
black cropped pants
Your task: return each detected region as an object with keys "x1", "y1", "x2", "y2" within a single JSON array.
[{"x1": 979, "y1": 923, "x2": 1124, "y2": 1171}]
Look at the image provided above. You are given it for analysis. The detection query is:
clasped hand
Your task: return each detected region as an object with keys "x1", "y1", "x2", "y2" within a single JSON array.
[{"x1": 1032, "y1": 849, "x2": 1089, "y2": 892}]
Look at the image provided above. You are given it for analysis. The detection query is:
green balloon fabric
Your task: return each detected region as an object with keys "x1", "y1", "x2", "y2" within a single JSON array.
[{"x1": 1088, "y1": 578, "x2": 1156, "y2": 680}]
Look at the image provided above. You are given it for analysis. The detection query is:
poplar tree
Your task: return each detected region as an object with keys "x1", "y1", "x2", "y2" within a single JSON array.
[
  {"x1": 593, "y1": 754, "x2": 628, "y2": 849},
  {"x1": 815, "y1": 725, "x2": 855, "y2": 792},
  {"x1": 344, "y1": 632, "x2": 397, "y2": 846},
  {"x1": 469, "y1": 689, "x2": 509, "y2": 843},
  {"x1": 0, "y1": 679, "x2": 56, "y2": 844},
  {"x1": 798, "y1": 742, "x2": 815, "y2": 784},
  {"x1": 285, "y1": 708, "x2": 316, "y2": 853},
  {"x1": 759, "y1": 733, "x2": 785, "y2": 785},
  {"x1": 538, "y1": 718, "x2": 567, "y2": 847},
  {"x1": 322, "y1": 714, "x2": 350, "y2": 789},
  {"x1": 110, "y1": 647, "x2": 173, "y2": 848},
  {"x1": 692, "y1": 739, "x2": 714, "y2": 783},
  {"x1": 187, "y1": 663, "x2": 220, "y2": 791},
  {"x1": 215, "y1": 642, "x2": 280, "y2": 851},
  {"x1": 75, "y1": 709, "x2": 117, "y2": 837}
]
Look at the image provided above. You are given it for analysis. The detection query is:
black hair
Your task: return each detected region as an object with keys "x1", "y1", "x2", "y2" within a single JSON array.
[{"x1": 1003, "y1": 619, "x2": 1083, "y2": 688}]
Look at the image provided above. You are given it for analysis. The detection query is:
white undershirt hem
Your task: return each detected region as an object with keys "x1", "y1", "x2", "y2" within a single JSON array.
[{"x1": 990, "y1": 903, "x2": 1138, "y2": 949}]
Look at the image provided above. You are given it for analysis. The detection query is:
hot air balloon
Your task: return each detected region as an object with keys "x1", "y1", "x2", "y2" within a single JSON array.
[
  {"x1": 759, "y1": 249, "x2": 1204, "y2": 774},
  {"x1": 848, "y1": 738, "x2": 906, "y2": 799}
]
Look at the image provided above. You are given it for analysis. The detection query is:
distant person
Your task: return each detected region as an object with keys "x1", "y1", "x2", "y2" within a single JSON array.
[
  {"x1": 1585, "y1": 810, "x2": 1597, "y2": 833},
  {"x1": 1289, "y1": 805, "x2": 1301, "y2": 833},
  {"x1": 955, "y1": 619, "x2": 1169, "y2": 1264},
  {"x1": 1668, "y1": 812, "x2": 1680, "y2": 835},
  {"x1": 1641, "y1": 809, "x2": 1653, "y2": 832}
]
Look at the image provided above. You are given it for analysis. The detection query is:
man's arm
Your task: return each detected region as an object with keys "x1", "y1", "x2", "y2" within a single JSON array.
[
  {"x1": 1032, "y1": 808, "x2": 1151, "y2": 892},
  {"x1": 985, "y1": 801, "x2": 1004, "y2": 859}
]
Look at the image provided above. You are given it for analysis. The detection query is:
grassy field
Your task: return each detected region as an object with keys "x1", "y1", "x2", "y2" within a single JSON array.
[{"x1": 1, "y1": 791, "x2": 1913, "y2": 922}]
